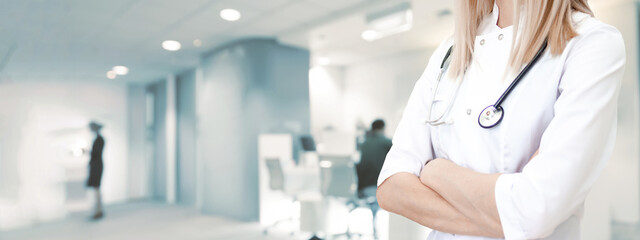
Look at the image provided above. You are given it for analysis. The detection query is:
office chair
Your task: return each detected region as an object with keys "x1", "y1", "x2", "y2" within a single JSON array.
[
  {"x1": 263, "y1": 158, "x2": 297, "y2": 235},
  {"x1": 320, "y1": 156, "x2": 373, "y2": 240}
]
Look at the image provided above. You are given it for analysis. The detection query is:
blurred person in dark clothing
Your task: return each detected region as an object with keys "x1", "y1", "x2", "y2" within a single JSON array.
[
  {"x1": 87, "y1": 121, "x2": 105, "y2": 220},
  {"x1": 356, "y1": 119, "x2": 392, "y2": 195}
]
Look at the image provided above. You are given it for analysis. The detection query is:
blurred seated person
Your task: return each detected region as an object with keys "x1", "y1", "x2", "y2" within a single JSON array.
[{"x1": 356, "y1": 119, "x2": 392, "y2": 197}]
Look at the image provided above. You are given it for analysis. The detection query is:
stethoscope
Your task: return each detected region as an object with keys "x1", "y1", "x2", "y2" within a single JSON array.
[{"x1": 425, "y1": 40, "x2": 548, "y2": 128}]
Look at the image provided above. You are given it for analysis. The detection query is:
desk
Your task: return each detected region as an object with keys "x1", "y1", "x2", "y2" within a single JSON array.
[
  {"x1": 258, "y1": 134, "x2": 388, "y2": 239},
  {"x1": 258, "y1": 134, "x2": 321, "y2": 231}
]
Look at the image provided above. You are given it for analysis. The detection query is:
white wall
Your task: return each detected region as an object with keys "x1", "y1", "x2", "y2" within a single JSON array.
[
  {"x1": 310, "y1": 49, "x2": 434, "y2": 136},
  {"x1": 0, "y1": 79, "x2": 129, "y2": 230},
  {"x1": 342, "y1": 49, "x2": 433, "y2": 135},
  {"x1": 309, "y1": 66, "x2": 347, "y2": 134},
  {"x1": 127, "y1": 84, "x2": 149, "y2": 200},
  {"x1": 582, "y1": 1, "x2": 640, "y2": 239},
  {"x1": 165, "y1": 75, "x2": 177, "y2": 204}
]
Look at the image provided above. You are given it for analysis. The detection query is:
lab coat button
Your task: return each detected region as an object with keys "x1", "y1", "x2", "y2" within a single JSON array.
[
  {"x1": 498, "y1": 34, "x2": 504, "y2": 40},
  {"x1": 466, "y1": 109, "x2": 472, "y2": 115},
  {"x1": 480, "y1": 39, "x2": 486, "y2": 45}
]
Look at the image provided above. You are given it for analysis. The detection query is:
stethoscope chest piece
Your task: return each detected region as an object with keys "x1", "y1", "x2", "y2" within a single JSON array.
[{"x1": 478, "y1": 105, "x2": 504, "y2": 128}]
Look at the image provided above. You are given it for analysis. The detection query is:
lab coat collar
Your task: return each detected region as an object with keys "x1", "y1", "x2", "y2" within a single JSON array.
[
  {"x1": 479, "y1": 3, "x2": 513, "y2": 36},
  {"x1": 490, "y1": 2, "x2": 518, "y2": 31},
  {"x1": 491, "y1": 2, "x2": 500, "y2": 28},
  {"x1": 478, "y1": 1, "x2": 525, "y2": 35}
]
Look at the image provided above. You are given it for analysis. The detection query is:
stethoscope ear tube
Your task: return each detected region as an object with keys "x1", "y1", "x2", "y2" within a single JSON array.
[
  {"x1": 440, "y1": 47, "x2": 454, "y2": 69},
  {"x1": 424, "y1": 46, "x2": 456, "y2": 126}
]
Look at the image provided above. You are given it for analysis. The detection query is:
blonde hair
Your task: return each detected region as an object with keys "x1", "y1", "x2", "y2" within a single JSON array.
[{"x1": 449, "y1": 0, "x2": 594, "y2": 77}]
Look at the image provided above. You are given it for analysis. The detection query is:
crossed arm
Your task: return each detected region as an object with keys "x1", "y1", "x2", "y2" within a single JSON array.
[
  {"x1": 377, "y1": 151, "x2": 539, "y2": 238},
  {"x1": 376, "y1": 171, "x2": 503, "y2": 238}
]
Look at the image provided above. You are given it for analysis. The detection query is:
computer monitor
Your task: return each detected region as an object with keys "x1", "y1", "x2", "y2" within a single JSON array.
[{"x1": 300, "y1": 135, "x2": 316, "y2": 152}]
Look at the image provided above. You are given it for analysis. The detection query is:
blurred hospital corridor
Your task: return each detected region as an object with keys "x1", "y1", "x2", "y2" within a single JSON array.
[{"x1": 2, "y1": 0, "x2": 640, "y2": 239}]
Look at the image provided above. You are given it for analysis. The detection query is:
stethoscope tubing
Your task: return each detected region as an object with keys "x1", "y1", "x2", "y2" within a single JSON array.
[
  {"x1": 425, "y1": 40, "x2": 548, "y2": 128},
  {"x1": 493, "y1": 41, "x2": 548, "y2": 108},
  {"x1": 424, "y1": 47, "x2": 456, "y2": 125}
]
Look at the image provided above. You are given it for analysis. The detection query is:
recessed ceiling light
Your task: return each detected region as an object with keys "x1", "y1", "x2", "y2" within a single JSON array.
[
  {"x1": 193, "y1": 39, "x2": 202, "y2": 47},
  {"x1": 112, "y1": 66, "x2": 129, "y2": 75},
  {"x1": 318, "y1": 57, "x2": 331, "y2": 66},
  {"x1": 220, "y1": 9, "x2": 241, "y2": 21},
  {"x1": 162, "y1": 40, "x2": 182, "y2": 51},
  {"x1": 106, "y1": 70, "x2": 117, "y2": 79},
  {"x1": 361, "y1": 30, "x2": 378, "y2": 42},
  {"x1": 363, "y1": 2, "x2": 414, "y2": 41}
]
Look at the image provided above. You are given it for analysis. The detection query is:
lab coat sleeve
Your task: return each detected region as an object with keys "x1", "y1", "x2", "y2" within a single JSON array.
[
  {"x1": 494, "y1": 24, "x2": 625, "y2": 239},
  {"x1": 377, "y1": 40, "x2": 450, "y2": 187}
]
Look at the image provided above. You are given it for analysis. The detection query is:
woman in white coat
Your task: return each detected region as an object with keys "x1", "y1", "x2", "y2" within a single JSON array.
[{"x1": 376, "y1": 0, "x2": 626, "y2": 239}]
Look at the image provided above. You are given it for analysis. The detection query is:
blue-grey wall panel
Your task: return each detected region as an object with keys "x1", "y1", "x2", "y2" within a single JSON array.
[
  {"x1": 198, "y1": 39, "x2": 310, "y2": 221},
  {"x1": 149, "y1": 82, "x2": 167, "y2": 200},
  {"x1": 177, "y1": 70, "x2": 197, "y2": 206}
]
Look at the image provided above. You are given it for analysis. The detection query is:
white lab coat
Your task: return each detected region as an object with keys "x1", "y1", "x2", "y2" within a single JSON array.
[{"x1": 377, "y1": 5, "x2": 626, "y2": 240}]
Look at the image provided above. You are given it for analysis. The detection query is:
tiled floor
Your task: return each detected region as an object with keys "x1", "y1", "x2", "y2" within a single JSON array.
[{"x1": 0, "y1": 201, "x2": 306, "y2": 240}]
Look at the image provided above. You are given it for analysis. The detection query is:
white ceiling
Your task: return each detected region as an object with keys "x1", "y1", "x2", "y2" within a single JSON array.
[
  {"x1": 280, "y1": 0, "x2": 454, "y2": 67},
  {"x1": 0, "y1": 0, "x2": 620, "y2": 83},
  {"x1": 0, "y1": 0, "x2": 373, "y2": 83}
]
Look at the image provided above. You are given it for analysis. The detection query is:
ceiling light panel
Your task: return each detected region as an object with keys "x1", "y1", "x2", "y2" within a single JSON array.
[
  {"x1": 363, "y1": 2, "x2": 413, "y2": 41},
  {"x1": 162, "y1": 40, "x2": 182, "y2": 51},
  {"x1": 106, "y1": 70, "x2": 117, "y2": 79},
  {"x1": 112, "y1": 66, "x2": 129, "y2": 75},
  {"x1": 220, "y1": 9, "x2": 242, "y2": 21}
]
